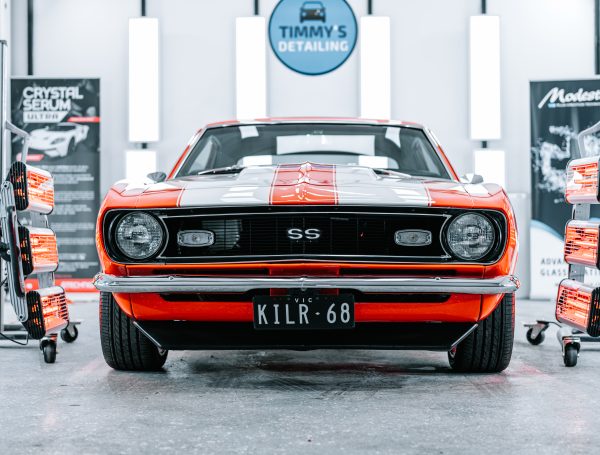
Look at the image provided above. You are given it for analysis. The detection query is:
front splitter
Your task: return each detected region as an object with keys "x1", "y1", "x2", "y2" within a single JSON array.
[{"x1": 133, "y1": 321, "x2": 478, "y2": 351}]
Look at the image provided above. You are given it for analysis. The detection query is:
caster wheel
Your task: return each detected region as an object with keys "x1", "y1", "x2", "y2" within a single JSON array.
[
  {"x1": 526, "y1": 327, "x2": 545, "y2": 345},
  {"x1": 42, "y1": 341, "x2": 57, "y2": 364},
  {"x1": 564, "y1": 344, "x2": 578, "y2": 367},
  {"x1": 61, "y1": 325, "x2": 78, "y2": 343}
]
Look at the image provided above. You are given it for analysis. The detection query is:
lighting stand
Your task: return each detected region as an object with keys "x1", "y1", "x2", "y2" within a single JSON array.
[
  {"x1": 524, "y1": 121, "x2": 600, "y2": 367},
  {"x1": 0, "y1": 40, "x2": 79, "y2": 363}
]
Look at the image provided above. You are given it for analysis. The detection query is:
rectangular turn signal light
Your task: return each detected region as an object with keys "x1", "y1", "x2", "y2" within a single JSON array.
[
  {"x1": 565, "y1": 156, "x2": 600, "y2": 204},
  {"x1": 556, "y1": 279, "x2": 600, "y2": 337},
  {"x1": 23, "y1": 286, "x2": 69, "y2": 339},
  {"x1": 564, "y1": 220, "x2": 600, "y2": 267},
  {"x1": 18, "y1": 226, "x2": 59, "y2": 275},
  {"x1": 7, "y1": 161, "x2": 54, "y2": 214}
]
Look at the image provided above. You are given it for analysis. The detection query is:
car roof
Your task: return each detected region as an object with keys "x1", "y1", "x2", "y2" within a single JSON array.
[{"x1": 204, "y1": 117, "x2": 425, "y2": 130}]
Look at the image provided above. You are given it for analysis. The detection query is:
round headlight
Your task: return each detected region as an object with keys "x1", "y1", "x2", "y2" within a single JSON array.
[
  {"x1": 115, "y1": 212, "x2": 164, "y2": 260},
  {"x1": 446, "y1": 213, "x2": 495, "y2": 261}
]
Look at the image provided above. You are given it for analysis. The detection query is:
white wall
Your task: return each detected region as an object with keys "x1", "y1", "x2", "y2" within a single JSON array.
[
  {"x1": 13, "y1": 0, "x2": 139, "y2": 193},
  {"x1": 146, "y1": 0, "x2": 253, "y2": 173},
  {"x1": 379, "y1": 0, "x2": 479, "y2": 175},
  {"x1": 8, "y1": 0, "x2": 598, "y2": 295}
]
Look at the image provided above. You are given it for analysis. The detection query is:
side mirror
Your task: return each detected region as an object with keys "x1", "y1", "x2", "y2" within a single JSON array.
[
  {"x1": 147, "y1": 171, "x2": 167, "y2": 183},
  {"x1": 460, "y1": 173, "x2": 484, "y2": 184}
]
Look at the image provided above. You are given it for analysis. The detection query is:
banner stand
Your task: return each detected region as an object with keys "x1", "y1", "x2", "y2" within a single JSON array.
[{"x1": 529, "y1": 78, "x2": 600, "y2": 299}]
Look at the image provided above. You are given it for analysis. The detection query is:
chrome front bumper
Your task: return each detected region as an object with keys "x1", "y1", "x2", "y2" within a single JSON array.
[{"x1": 93, "y1": 274, "x2": 519, "y2": 295}]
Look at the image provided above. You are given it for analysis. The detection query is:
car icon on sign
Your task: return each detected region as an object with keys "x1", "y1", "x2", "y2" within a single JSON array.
[{"x1": 300, "y1": 1, "x2": 326, "y2": 22}]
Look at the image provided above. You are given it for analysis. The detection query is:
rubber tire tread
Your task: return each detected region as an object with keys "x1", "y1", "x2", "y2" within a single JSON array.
[
  {"x1": 449, "y1": 293, "x2": 515, "y2": 373},
  {"x1": 100, "y1": 292, "x2": 167, "y2": 371}
]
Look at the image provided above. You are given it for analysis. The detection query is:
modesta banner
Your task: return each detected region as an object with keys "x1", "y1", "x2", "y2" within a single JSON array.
[
  {"x1": 530, "y1": 79, "x2": 600, "y2": 299},
  {"x1": 11, "y1": 78, "x2": 100, "y2": 294}
]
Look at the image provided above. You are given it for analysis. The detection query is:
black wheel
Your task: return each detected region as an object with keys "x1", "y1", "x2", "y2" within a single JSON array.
[
  {"x1": 526, "y1": 327, "x2": 545, "y2": 345},
  {"x1": 100, "y1": 292, "x2": 168, "y2": 371},
  {"x1": 60, "y1": 325, "x2": 78, "y2": 343},
  {"x1": 563, "y1": 344, "x2": 578, "y2": 367},
  {"x1": 42, "y1": 341, "x2": 57, "y2": 364},
  {"x1": 448, "y1": 293, "x2": 515, "y2": 373}
]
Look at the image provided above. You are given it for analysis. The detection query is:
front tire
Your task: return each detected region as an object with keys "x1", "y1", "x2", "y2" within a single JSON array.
[
  {"x1": 100, "y1": 291, "x2": 168, "y2": 371},
  {"x1": 448, "y1": 293, "x2": 515, "y2": 373}
]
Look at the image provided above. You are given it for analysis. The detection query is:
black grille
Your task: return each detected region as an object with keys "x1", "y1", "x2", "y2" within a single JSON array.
[
  {"x1": 104, "y1": 207, "x2": 506, "y2": 264},
  {"x1": 160, "y1": 211, "x2": 449, "y2": 261}
]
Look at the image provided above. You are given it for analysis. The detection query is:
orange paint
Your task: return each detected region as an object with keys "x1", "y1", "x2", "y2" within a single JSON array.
[{"x1": 270, "y1": 163, "x2": 338, "y2": 205}]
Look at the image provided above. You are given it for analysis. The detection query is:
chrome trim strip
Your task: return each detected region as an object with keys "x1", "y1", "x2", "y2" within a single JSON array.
[
  {"x1": 94, "y1": 274, "x2": 519, "y2": 295},
  {"x1": 158, "y1": 210, "x2": 452, "y2": 219}
]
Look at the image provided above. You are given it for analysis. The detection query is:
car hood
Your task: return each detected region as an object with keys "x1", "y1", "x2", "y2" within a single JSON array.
[{"x1": 110, "y1": 163, "x2": 505, "y2": 210}]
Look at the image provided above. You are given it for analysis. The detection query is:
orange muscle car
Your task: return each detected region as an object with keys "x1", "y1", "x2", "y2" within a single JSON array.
[{"x1": 94, "y1": 119, "x2": 519, "y2": 372}]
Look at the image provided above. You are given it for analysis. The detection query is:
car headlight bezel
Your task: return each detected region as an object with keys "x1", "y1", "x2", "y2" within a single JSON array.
[
  {"x1": 444, "y1": 212, "x2": 500, "y2": 262},
  {"x1": 112, "y1": 211, "x2": 166, "y2": 261}
]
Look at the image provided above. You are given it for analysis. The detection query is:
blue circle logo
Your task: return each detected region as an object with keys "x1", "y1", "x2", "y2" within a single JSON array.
[{"x1": 269, "y1": 0, "x2": 358, "y2": 76}]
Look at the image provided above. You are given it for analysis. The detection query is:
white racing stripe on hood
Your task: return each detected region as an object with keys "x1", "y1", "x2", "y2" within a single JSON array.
[
  {"x1": 178, "y1": 166, "x2": 276, "y2": 207},
  {"x1": 176, "y1": 165, "x2": 432, "y2": 207},
  {"x1": 333, "y1": 166, "x2": 431, "y2": 206}
]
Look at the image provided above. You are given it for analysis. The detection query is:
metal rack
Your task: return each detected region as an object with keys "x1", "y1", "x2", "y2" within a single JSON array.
[
  {"x1": 525, "y1": 121, "x2": 600, "y2": 367},
  {"x1": 0, "y1": 40, "x2": 79, "y2": 363}
]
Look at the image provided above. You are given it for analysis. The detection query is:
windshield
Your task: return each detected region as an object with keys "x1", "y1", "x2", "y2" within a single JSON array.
[{"x1": 177, "y1": 123, "x2": 451, "y2": 179}]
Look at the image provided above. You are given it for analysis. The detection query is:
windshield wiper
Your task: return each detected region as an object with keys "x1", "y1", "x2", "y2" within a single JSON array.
[
  {"x1": 372, "y1": 168, "x2": 412, "y2": 179},
  {"x1": 197, "y1": 165, "x2": 246, "y2": 176}
]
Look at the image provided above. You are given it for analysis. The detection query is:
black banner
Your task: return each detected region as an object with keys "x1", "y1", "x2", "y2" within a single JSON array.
[
  {"x1": 530, "y1": 79, "x2": 600, "y2": 298},
  {"x1": 11, "y1": 78, "x2": 100, "y2": 294}
]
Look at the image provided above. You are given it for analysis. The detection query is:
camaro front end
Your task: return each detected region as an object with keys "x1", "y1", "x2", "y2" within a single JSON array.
[{"x1": 94, "y1": 119, "x2": 518, "y2": 372}]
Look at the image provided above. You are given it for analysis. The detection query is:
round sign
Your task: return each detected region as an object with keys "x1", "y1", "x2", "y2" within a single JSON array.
[{"x1": 269, "y1": 0, "x2": 358, "y2": 76}]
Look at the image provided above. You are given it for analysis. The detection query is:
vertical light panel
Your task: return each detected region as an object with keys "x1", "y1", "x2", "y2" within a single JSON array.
[
  {"x1": 360, "y1": 16, "x2": 391, "y2": 119},
  {"x1": 129, "y1": 17, "x2": 159, "y2": 142},
  {"x1": 125, "y1": 150, "x2": 157, "y2": 181},
  {"x1": 469, "y1": 15, "x2": 501, "y2": 140},
  {"x1": 474, "y1": 149, "x2": 506, "y2": 187},
  {"x1": 236, "y1": 17, "x2": 267, "y2": 119}
]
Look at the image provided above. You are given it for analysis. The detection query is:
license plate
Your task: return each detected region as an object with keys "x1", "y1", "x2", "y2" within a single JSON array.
[{"x1": 253, "y1": 293, "x2": 355, "y2": 330}]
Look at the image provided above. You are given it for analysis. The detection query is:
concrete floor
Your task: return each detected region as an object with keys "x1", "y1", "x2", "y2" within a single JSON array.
[{"x1": 1, "y1": 298, "x2": 599, "y2": 454}]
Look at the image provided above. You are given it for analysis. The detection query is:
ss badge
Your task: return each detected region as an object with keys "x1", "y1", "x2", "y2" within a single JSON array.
[{"x1": 287, "y1": 228, "x2": 321, "y2": 240}]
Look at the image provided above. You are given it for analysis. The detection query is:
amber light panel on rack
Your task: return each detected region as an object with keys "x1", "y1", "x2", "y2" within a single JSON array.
[
  {"x1": 18, "y1": 226, "x2": 59, "y2": 275},
  {"x1": 565, "y1": 156, "x2": 600, "y2": 204},
  {"x1": 7, "y1": 161, "x2": 54, "y2": 214},
  {"x1": 556, "y1": 279, "x2": 600, "y2": 337},
  {"x1": 23, "y1": 286, "x2": 69, "y2": 339},
  {"x1": 564, "y1": 220, "x2": 600, "y2": 267}
]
